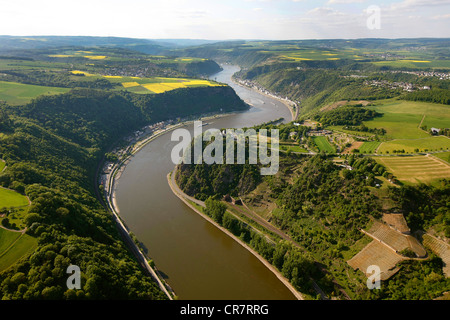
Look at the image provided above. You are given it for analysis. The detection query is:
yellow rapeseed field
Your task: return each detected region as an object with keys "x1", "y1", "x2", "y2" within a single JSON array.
[
  {"x1": 118, "y1": 77, "x2": 224, "y2": 93},
  {"x1": 160, "y1": 82, "x2": 187, "y2": 89},
  {"x1": 121, "y1": 82, "x2": 140, "y2": 88},
  {"x1": 49, "y1": 54, "x2": 75, "y2": 58},
  {"x1": 280, "y1": 55, "x2": 312, "y2": 61},
  {"x1": 141, "y1": 83, "x2": 173, "y2": 93},
  {"x1": 70, "y1": 70, "x2": 95, "y2": 76},
  {"x1": 182, "y1": 80, "x2": 223, "y2": 86},
  {"x1": 84, "y1": 55, "x2": 107, "y2": 60}
]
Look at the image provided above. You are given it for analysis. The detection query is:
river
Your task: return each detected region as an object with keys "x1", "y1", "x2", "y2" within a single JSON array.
[{"x1": 114, "y1": 64, "x2": 296, "y2": 300}]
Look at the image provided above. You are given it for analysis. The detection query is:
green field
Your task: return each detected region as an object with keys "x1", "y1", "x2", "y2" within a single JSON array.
[
  {"x1": 312, "y1": 136, "x2": 336, "y2": 153},
  {"x1": 421, "y1": 115, "x2": 450, "y2": 131},
  {"x1": 276, "y1": 49, "x2": 361, "y2": 62},
  {"x1": 433, "y1": 152, "x2": 450, "y2": 164},
  {"x1": 328, "y1": 126, "x2": 375, "y2": 138},
  {"x1": 0, "y1": 228, "x2": 37, "y2": 272},
  {"x1": 0, "y1": 81, "x2": 69, "y2": 105},
  {"x1": 375, "y1": 155, "x2": 450, "y2": 185},
  {"x1": 280, "y1": 144, "x2": 309, "y2": 153},
  {"x1": 0, "y1": 58, "x2": 70, "y2": 71},
  {"x1": 365, "y1": 100, "x2": 450, "y2": 140},
  {"x1": 372, "y1": 59, "x2": 450, "y2": 69},
  {"x1": 0, "y1": 187, "x2": 30, "y2": 230},
  {"x1": 227, "y1": 41, "x2": 450, "y2": 68},
  {"x1": 0, "y1": 186, "x2": 35, "y2": 272},
  {"x1": 378, "y1": 136, "x2": 450, "y2": 154},
  {"x1": 0, "y1": 187, "x2": 29, "y2": 208},
  {"x1": 358, "y1": 141, "x2": 381, "y2": 154},
  {"x1": 0, "y1": 228, "x2": 21, "y2": 253}
]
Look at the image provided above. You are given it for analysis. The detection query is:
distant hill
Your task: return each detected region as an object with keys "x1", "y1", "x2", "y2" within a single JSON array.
[{"x1": 0, "y1": 35, "x2": 170, "y2": 54}]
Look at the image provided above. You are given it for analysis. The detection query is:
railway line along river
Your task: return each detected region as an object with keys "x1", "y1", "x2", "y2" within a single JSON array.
[{"x1": 114, "y1": 64, "x2": 297, "y2": 300}]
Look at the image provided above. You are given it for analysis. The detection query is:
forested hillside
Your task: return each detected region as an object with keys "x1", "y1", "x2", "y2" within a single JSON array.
[
  {"x1": 0, "y1": 85, "x2": 247, "y2": 299},
  {"x1": 176, "y1": 148, "x2": 450, "y2": 299}
]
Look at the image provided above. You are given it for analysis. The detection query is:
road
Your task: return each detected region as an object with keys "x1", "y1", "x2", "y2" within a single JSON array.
[
  {"x1": 170, "y1": 166, "x2": 297, "y2": 245},
  {"x1": 168, "y1": 166, "x2": 305, "y2": 300}
]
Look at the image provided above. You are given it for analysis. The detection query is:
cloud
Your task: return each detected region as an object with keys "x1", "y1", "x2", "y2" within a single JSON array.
[
  {"x1": 176, "y1": 10, "x2": 209, "y2": 19},
  {"x1": 389, "y1": 0, "x2": 450, "y2": 11},
  {"x1": 307, "y1": 6, "x2": 344, "y2": 16},
  {"x1": 433, "y1": 13, "x2": 450, "y2": 19},
  {"x1": 327, "y1": 0, "x2": 365, "y2": 4},
  {"x1": 0, "y1": 0, "x2": 449, "y2": 40}
]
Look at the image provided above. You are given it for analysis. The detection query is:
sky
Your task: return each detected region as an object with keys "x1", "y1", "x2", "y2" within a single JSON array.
[{"x1": 0, "y1": 0, "x2": 449, "y2": 40}]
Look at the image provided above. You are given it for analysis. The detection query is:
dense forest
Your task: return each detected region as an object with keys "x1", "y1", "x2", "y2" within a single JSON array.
[
  {"x1": 0, "y1": 85, "x2": 247, "y2": 299},
  {"x1": 175, "y1": 139, "x2": 450, "y2": 299},
  {"x1": 0, "y1": 70, "x2": 115, "y2": 90},
  {"x1": 401, "y1": 88, "x2": 450, "y2": 105},
  {"x1": 313, "y1": 106, "x2": 382, "y2": 126}
]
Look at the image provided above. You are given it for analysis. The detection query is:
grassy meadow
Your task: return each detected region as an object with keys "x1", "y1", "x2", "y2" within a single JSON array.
[
  {"x1": 0, "y1": 187, "x2": 30, "y2": 208},
  {"x1": 0, "y1": 81, "x2": 69, "y2": 105},
  {"x1": 364, "y1": 100, "x2": 450, "y2": 140},
  {"x1": 358, "y1": 141, "x2": 381, "y2": 154},
  {"x1": 321, "y1": 99, "x2": 450, "y2": 185},
  {"x1": 433, "y1": 152, "x2": 450, "y2": 164},
  {"x1": 372, "y1": 59, "x2": 450, "y2": 69},
  {"x1": 375, "y1": 155, "x2": 450, "y2": 185},
  {"x1": 0, "y1": 186, "x2": 34, "y2": 271},
  {"x1": 0, "y1": 228, "x2": 37, "y2": 272},
  {"x1": 280, "y1": 143, "x2": 309, "y2": 153},
  {"x1": 378, "y1": 136, "x2": 450, "y2": 154},
  {"x1": 312, "y1": 136, "x2": 336, "y2": 153}
]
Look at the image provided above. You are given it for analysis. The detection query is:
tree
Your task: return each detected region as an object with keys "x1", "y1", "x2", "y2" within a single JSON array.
[
  {"x1": 1, "y1": 217, "x2": 9, "y2": 228},
  {"x1": 204, "y1": 197, "x2": 227, "y2": 224}
]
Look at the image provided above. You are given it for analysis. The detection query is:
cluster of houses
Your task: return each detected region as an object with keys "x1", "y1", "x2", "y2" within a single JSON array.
[
  {"x1": 102, "y1": 119, "x2": 176, "y2": 176},
  {"x1": 387, "y1": 70, "x2": 450, "y2": 80},
  {"x1": 124, "y1": 120, "x2": 174, "y2": 143},
  {"x1": 363, "y1": 52, "x2": 405, "y2": 60},
  {"x1": 235, "y1": 78, "x2": 299, "y2": 106},
  {"x1": 102, "y1": 64, "x2": 178, "y2": 78},
  {"x1": 364, "y1": 79, "x2": 430, "y2": 92},
  {"x1": 308, "y1": 129, "x2": 333, "y2": 136}
]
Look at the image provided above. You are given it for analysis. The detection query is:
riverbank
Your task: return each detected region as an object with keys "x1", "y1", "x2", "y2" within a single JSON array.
[
  {"x1": 101, "y1": 110, "x2": 247, "y2": 300},
  {"x1": 167, "y1": 167, "x2": 304, "y2": 300},
  {"x1": 105, "y1": 65, "x2": 299, "y2": 299},
  {"x1": 101, "y1": 137, "x2": 175, "y2": 299},
  {"x1": 105, "y1": 110, "x2": 244, "y2": 213},
  {"x1": 231, "y1": 76, "x2": 298, "y2": 122}
]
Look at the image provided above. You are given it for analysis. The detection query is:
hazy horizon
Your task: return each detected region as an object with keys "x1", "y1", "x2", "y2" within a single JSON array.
[
  {"x1": 2, "y1": 34, "x2": 450, "y2": 41},
  {"x1": 1, "y1": 0, "x2": 449, "y2": 40}
]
